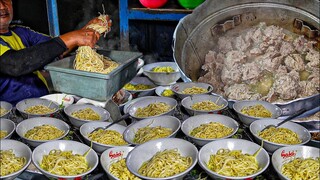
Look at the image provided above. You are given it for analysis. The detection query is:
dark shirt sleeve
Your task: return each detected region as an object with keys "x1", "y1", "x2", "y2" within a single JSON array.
[{"x1": 0, "y1": 37, "x2": 67, "y2": 76}]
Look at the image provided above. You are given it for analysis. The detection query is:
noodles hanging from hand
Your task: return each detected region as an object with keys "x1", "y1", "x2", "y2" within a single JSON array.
[
  {"x1": 207, "y1": 149, "x2": 260, "y2": 177},
  {"x1": 258, "y1": 127, "x2": 301, "y2": 144},
  {"x1": 73, "y1": 14, "x2": 119, "y2": 74},
  {"x1": 190, "y1": 122, "x2": 233, "y2": 139},
  {"x1": 0, "y1": 149, "x2": 26, "y2": 176},
  {"x1": 40, "y1": 150, "x2": 90, "y2": 176},
  {"x1": 24, "y1": 125, "x2": 64, "y2": 140},
  {"x1": 281, "y1": 157, "x2": 320, "y2": 180},
  {"x1": 109, "y1": 158, "x2": 141, "y2": 180},
  {"x1": 138, "y1": 149, "x2": 192, "y2": 178}
]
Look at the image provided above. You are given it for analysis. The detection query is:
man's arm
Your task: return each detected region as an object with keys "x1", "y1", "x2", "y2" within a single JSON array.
[{"x1": 0, "y1": 37, "x2": 67, "y2": 76}]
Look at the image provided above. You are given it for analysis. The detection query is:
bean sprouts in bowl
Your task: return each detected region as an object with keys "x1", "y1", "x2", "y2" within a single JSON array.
[
  {"x1": 198, "y1": 139, "x2": 270, "y2": 180},
  {"x1": 271, "y1": 145, "x2": 319, "y2": 180},
  {"x1": 32, "y1": 140, "x2": 98, "y2": 180},
  {"x1": 126, "y1": 138, "x2": 198, "y2": 180},
  {"x1": 128, "y1": 96, "x2": 178, "y2": 120}
]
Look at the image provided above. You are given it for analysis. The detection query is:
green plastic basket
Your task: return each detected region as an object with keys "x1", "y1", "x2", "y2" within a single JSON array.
[{"x1": 45, "y1": 50, "x2": 142, "y2": 101}]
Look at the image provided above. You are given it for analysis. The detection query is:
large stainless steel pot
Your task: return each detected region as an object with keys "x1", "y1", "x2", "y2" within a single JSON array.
[{"x1": 173, "y1": 0, "x2": 319, "y2": 116}]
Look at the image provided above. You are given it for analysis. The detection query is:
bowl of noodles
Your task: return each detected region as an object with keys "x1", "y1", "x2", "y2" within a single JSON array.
[
  {"x1": 64, "y1": 104, "x2": 111, "y2": 128},
  {"x1": 32, "y1": 140, "x2": 99, "y2": 180},
  {"x1": 142, "y1": 62, "x2": 181, "y2": 85},
  {"x1": 181, "y1": 114, "x2": 239, "y2": 146},
  {"x1": 0, "y1": 101, "x2": 12, "y2": 119},
  {"x1": 233, "y1": 100, "x2": 283, "y2": 126},
  {"x1": 128, "y1": 96, "x2": 178, "y2": 120},
  {"x1": 80, "y1": 121, "x2": 129, "y2": 154},
  {"x1": 181, "y1": 94, "x2": 228, "y2": 116},
  {"x1": 0, "y1": 139, "x2": 32, "y2": 180},
  {"x1": 198, "y1": 138, "x2": 270, "y2": 180},
  {"x1": 170, "y1": 82, "x2": 213, "y2": 100},
  {"x1": 123, "y1": 115, "x2": 181, "y2": 146},
  {"x1": 0, "y1": 118, "x2": 16, "y2": 139},
  {"x1": 155, "y1": 86, "x2": 175, "y2": 98},
  {"x1": 100, "y1": 146, "x2": 140, "y2": 180},
  {"x1": 126, "y1": 138, "x2": 198, "y2": 179},
  {"x1": 16, "y1": 98, "x2": 60, "y2": 119},
  {"x1": 249, "y1": 119, "x2": 311, "y2": 153},
  {"x1": 15, "y1": 117, "x2": 70, "y2": 147},
  {"x1": 271, "y1": 145, "x2": 319, "y2": 180},
  {"x1": 123, "y1": 76, "x2": 157, "y2": 98}
]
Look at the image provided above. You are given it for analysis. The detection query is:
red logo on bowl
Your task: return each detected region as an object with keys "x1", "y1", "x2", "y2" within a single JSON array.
[
  {"x1": 281, "y1": 150, "x2": 296, "y2": 159},
  {"x1": 109, "y1": 150, "x2": 123, "y2": 159}
]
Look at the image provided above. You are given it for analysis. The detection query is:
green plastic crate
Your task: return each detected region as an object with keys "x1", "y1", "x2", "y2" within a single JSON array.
[{"x1": 45, "y1": 50, "x2": 142, "y2": 101}]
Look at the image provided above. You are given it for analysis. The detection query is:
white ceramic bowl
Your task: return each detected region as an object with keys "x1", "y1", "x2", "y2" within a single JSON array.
[
  {"x1": 0, "y1": 118, "x2": 16, "y2": 139},
  {"x1": 123, "y1": 76, "x2": 157, "y2": 98},
  {"x1": 128, "y1": 96, "x2": 178, "y2": 120},
  {"x1": 198, "y1": 139, "x2": 270, "y2": 180},
  {"x1": 181, "y1": 114, "x2": 239, "y2": 146},
  {"x1": 64, "y1": 104, "x2": 110, "y2": 128},
  {"x1": 271, "y1": 145, "x2": 320, "y2": 180},
  {"x1": 0, "y1": 139, "x2": 32, "y2": 180},
  {"x1": 41, "y1": 93, "x2": 74, "y2": 108},
  {"x1": 0, "y1": 101, "x2": 12, "y2": 119},
  {"x1": 16, "y1": 98, "x2": 60, "y2": 119},
  {"x1": 181, "y1": 94, "x2": 228, "y2": 116},
  {"x1": 249, "y1": 119, "x2": 311, "y2": 153},
  {"x1": 155, "y1": 86, "x2": 175, "y2": 98},
  {"x1": 123, "y1": 115, "x2": 181, "y2": 145},
  {"x1": 15, "y1": 117, "x2": 70, "y2": 147},
  {"x1": 100, "y1": 146, "x2": 137, "y2": 180},
  {"x1": 126, "y1": 138, "x2": 198, "y2": 180},
  {"x1": 79, "y1": 121, "x2": 129, "y2": 154},
  {"x1": 171, "y1": 82, "x2": 213, "y2": 100},
  {"x1": 233, "y1": 100, "x2": 283, "y2": 126},
  {"x1": 142, "y1": 62, "x2": 181, "y2": 85},
  {"x1": 32, "y1": 140, "x2": 98, "y2": 180}
]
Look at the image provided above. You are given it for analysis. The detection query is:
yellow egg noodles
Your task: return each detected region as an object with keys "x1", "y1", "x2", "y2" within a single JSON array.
[
  {"x1": 0, "y1": 107, "x2": 8, "y2": 116},
  {"x1": 181, "y1": 86, "x2": 208, "y2": 94},
  {"x1": 124, "y1": 83, "x2": 153, "y2": 90},
  {"x1": 71, "y1": 108, "x2": 101, "y2": 120},
  {"x1": 109, "y1": 158, "x2": 141, "y2": 180},
  {"x1": 207, "y1": 148, "x2": 261, "y2": 177},
  {"x1": 138, "y1": 149, "x2": 192, "y2": 178},
  {"x1": 88, "y1": 129, "x2": 127, "y2": 146},
  {"x1": 281, "y1": 157, "x2": 320, "y2": 180},
  {"x1": 0, "y1": 149, "x2": 26, "y2": 176},
  {"x1": 190, "y1": 122, "x2": 233, "y2": 139},
  {"x1": 240, "y1": 104, "x2": 272, "y2": 118},
  {"x1": 24, "y1": 125, "x2": 64, "y2": 140},
  {"x1": 191, "y1": 100, "x2": 224, "y2": 111},
  {"x1": 161, "y1": 89, "x2": 174, "y2": 97},
  {"x1": 133, "y1": 121, "x2": 172, "y2": 144},
  {"x1": 24, "y1": 105, "x2": 55, "y2": 114},
  {"x1": 40, "y1": 149, "x2": 91, "y2": 176},
  {"x1": 134, "y1": 102, "x2": 171, "y2": 118},
  {"x1": 258, "y1": 127, "x2": 301, "y2": 144},
  {"x1": 152, "y1": 66, "x2": 175, "y2": 73},
  {"x1": 74, "y1": 14, "x2": 119, "y2": 74},
  {"x1": 0, "y1": 130, "x2": 8, "y2": 139}
]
